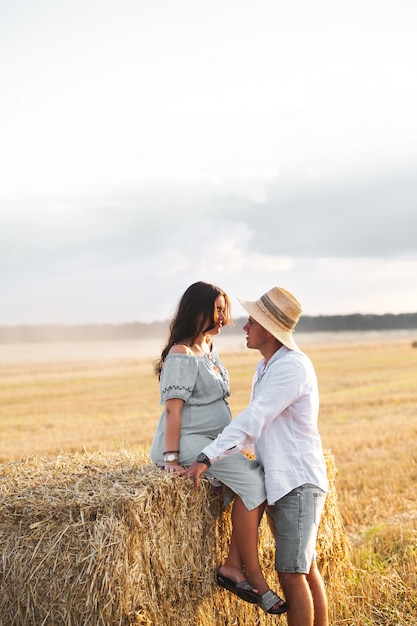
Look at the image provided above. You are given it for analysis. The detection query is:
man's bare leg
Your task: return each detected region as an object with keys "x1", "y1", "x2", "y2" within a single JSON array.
[
  {"x1": 279, "y1": 572, "x2": 314, "y2": 626},
  {"x1": 307, "y1": 561, "x2": 329, "y2": 626},
  {"x1": 279, "y1": 563, "x2": 328, "y2": 626}
]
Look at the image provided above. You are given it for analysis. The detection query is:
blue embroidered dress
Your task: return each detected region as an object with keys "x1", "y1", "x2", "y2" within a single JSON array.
[{"x1": 150, "y1": 346, "x2": 266, "y2": 510}]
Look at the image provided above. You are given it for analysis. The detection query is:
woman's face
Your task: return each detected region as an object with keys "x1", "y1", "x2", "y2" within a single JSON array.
[{"x1": 206, "y1": 294, "x2": 226, "y2": 337}]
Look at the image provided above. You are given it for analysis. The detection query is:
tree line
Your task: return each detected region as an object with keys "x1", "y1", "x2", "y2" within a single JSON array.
[{"x1": 0, "y1": 313, "x2": 416, "y2": 343}]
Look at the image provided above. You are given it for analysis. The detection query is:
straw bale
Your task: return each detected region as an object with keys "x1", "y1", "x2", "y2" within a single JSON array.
[
  {"x1": 0, "y1": 448, "x2": 350, "y2": 626},
  {"x1": 317, "y1": 449, "x2": 352, "y2": 579}
]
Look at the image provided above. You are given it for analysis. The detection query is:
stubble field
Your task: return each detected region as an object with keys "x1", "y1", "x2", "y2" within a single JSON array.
[{"x1": 1, "y1": 335, "x2": 417, "y2": 624}]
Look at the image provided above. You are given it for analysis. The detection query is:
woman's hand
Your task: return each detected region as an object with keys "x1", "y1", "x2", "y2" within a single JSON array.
[{"x1": 163, "y1": 461, "x2": 185, "y2": 474}]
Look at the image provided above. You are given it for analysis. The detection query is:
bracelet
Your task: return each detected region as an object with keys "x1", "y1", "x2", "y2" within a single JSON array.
[
  {"x1": 163, "y1": 450, "x2": 179, "y2": 455},
  {"x1": 164, "y1": 451, "x2": 179, "y2": 463}
]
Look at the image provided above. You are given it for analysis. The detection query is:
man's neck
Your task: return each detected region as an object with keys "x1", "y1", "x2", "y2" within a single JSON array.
[{"x1": 260, "y1": 338, "x2": 283, "y2": 364}]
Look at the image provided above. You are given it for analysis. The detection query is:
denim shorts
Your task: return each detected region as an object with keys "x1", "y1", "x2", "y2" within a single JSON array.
[{"x1": 267, "y1": 483, "x2": 326, "y2": 574}]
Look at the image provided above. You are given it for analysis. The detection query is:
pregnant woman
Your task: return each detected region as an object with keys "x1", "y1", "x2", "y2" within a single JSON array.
[{"x1": 150, "y1": 281, "x2": 287, "y2": 615}]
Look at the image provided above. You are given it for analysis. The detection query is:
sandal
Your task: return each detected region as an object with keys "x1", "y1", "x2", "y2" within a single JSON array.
[
  {"x1": 216, "y1": 572, "x2": 259, "y2": 604},
  {"x1": 257, "y1": 589, "x2": 289, "y2": 615}
]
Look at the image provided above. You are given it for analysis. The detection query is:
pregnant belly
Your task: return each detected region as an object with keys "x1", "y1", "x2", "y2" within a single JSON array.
[{"x1": 183, "y1": 400, "x2": 231, "y2": 437}]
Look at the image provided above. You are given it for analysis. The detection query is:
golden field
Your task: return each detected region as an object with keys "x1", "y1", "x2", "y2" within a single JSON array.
[{"x1": 1, "y1": 334, "x2": 417, "y2": 624}]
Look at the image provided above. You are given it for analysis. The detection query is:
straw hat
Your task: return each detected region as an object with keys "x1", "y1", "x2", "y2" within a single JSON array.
[{"x1": 238, "y1": 286, "x2": 302, "y2": 350}]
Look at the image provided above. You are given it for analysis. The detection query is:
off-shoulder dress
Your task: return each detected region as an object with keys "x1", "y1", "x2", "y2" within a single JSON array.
[{"x1": 150, "y1": 346, "x2": 266, "y2": 510}]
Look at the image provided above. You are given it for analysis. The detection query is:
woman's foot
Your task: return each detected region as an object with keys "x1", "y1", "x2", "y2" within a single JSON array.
[
  {"x1": 258, "y1": 589, "x2": 288, "y2": 614},
  {"x1": 216, "y1": 566, "x2": 260, "y2": 604},
  {"x1": 217, "y1": 565, "x2": 287, "y2": 613},
  {"x1": 217, "y1": 565, "x2": 256, "y2": 588}
]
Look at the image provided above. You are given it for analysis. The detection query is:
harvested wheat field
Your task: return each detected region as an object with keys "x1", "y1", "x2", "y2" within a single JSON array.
[
  {"x1": 1, "y1": 333, "x2": 417, "y2": 624},
  {"x1": 0, "y1": 448, "x2": 346, "y2": 626}
]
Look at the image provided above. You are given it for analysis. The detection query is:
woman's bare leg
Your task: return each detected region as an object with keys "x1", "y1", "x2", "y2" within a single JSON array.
[{"x1": 218, "y1": 496, "x2": 270, "y2": 594}]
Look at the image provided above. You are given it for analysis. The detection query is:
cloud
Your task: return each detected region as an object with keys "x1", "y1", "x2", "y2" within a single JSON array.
[
  {"x1": 227, "y1": 167, "x2": 417, "y2": 258},
  {"x1": 1, "y1": 166, "x2": 416, "y2": 295}
]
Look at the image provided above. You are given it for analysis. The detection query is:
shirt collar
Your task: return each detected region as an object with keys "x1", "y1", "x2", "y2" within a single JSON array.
[{"x1": 255, "y1": 345, "x2": 288, "y2": 378}]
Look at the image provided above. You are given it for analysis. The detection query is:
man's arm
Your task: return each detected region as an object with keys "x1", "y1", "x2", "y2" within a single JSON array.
[{"x1": 182, "y1": 358, "x2": 301, "y2": 485}]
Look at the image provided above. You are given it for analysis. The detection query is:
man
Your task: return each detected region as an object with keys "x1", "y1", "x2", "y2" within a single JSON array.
[{"x1": 180, "y1": 286, "x2": 329, "y2": 626}]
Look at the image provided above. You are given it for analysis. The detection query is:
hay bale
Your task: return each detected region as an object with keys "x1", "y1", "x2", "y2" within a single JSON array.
[
  {"x1": 317, "y1": 450, "x2": 352, "y2": 579},
  {"x1": 0, "y1": 448, "x2": 350, "y2": 625}
]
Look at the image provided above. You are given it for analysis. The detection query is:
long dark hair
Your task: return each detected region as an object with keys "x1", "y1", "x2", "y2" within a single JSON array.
[{"x1": 155, "y1": 281, "x2": 232, "y2": 377}]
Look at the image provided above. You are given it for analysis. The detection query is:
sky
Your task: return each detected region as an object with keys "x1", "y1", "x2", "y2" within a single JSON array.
[{"x1": 1, "y1": 0, "x2": 417, "y2": 325}]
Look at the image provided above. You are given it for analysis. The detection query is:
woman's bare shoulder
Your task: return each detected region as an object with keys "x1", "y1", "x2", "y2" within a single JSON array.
[{"x1": 168, "y1": 343, "x2": 192, "y2": 355}]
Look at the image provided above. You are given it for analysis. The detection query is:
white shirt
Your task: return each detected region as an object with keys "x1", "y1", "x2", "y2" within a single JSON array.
[{"x1": 203, "y1": 346, "x2": 328, "y2": 504}]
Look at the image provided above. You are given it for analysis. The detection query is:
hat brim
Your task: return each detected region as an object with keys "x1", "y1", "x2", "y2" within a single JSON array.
[{"x1": 239, "y1": 298, "x2": 299, "y2": 351}]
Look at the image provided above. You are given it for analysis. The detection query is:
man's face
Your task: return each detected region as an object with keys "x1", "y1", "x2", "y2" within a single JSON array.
[{"x1": 243, "y1": 316, "x2": 270, "y2": 350}]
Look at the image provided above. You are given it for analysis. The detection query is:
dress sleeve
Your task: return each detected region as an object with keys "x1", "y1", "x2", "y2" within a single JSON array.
[{"x1": 160, "y1": 354, "x2": 199, "y2": 404}]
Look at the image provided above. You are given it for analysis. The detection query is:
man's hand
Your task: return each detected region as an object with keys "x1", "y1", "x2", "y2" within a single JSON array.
[{"x1": 178, "y1": 461, "x2": 208, "y2": 488}]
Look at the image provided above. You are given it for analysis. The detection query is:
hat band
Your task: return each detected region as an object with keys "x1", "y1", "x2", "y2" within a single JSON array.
[{"x1": 260, "y1": 293, "x2": 295, "y2": 331}]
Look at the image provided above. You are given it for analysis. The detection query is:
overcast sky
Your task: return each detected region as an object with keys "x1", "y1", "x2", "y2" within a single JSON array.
[{"x1": 1, "y1": 0, "x2": 417, "y2": 325}]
